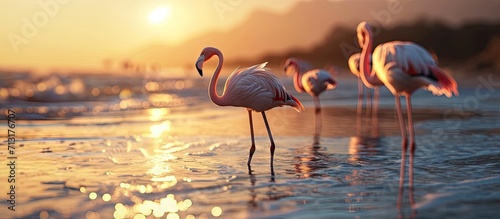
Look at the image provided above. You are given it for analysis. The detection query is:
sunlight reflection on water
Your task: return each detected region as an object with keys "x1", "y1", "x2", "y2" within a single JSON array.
[{"x1": 1, "y1": 75, "x2": 500, "y2": 218}]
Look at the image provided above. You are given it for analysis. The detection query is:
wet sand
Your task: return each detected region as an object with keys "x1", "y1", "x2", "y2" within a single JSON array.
[{"x1": 1, "y1": 73, "x2": 500, "y2": 219}]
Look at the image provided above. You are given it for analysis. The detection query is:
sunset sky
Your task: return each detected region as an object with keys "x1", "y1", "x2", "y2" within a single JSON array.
[
  {"x1": 0, "y1": 0, "x2": 296, "y2": 72},
  {"x1": 0, "y1": 0, "x2": 498, "y2": 73}
]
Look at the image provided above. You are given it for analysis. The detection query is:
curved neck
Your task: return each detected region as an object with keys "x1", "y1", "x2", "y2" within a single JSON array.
[
  {"x1": 359, "y1": 31, "x2": 382, "y2": 87},
  {"x1": 290, "y1": 62, "x2": 305, "y2": 92},
  {"x1": 209, "y1": 50, "x2": 228, "y2": 106}
]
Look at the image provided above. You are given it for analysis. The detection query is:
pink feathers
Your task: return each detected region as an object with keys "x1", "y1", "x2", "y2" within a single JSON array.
[{"x1": 428, "y1": 65, "x2": 459, "y2": 98}]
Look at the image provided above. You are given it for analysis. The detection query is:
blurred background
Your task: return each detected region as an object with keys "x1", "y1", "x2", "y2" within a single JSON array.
[
  {"x1": 0, "y1": 0, "x2": 498, "y2": 75},
  {"x1": 0, "y1": 0, "x2": 498, "y2": 117}
]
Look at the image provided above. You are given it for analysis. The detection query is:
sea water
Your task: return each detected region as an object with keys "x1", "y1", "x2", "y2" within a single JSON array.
[{"x1": 0, "y1": 71, "x2": 499, "y2": 219}]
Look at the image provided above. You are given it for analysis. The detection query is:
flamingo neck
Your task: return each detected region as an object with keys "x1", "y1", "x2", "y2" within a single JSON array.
[
  {"x1": 292, "y1": 63, "x2": 305, "y2": 92},
  {"x1": 359, "y1": 31, "x2": 382, "y2": 87},
  {"x1": 208, "y1": 50, "x2": 228, "y2": 106}
]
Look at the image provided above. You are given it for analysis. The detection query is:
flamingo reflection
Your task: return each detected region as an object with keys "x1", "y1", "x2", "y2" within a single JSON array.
[
  {"x1": 247, "y1": 172, "x2": 293, "y2": 211},
  {"x1": 349, "y1": 94, "x2": 383, "y2": 163},
  {"x1": 294, "y1": 135, "x2": 329, "y2": 178},
  {"x1": 398, "y1": 158, "x2": 417, "y2": 219}
]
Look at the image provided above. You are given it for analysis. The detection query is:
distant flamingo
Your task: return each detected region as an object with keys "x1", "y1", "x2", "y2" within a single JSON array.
[
  {"x1": 356, "y1": 21, "x2": 458, "y2": 199},
  {"x1": 196, "y1": 47, "x2": 304, "y2": 172},
  {"x1": 348, "y1": 53, "x2": 382, "y2": 136},
  {"x1": 283, "y1": 58, "x2": 337, "y2": 134}
]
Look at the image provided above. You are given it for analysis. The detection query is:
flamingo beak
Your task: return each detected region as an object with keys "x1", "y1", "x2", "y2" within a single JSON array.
[{"x1": 195, "y1": 54, "x2": 205, "y2": 76}]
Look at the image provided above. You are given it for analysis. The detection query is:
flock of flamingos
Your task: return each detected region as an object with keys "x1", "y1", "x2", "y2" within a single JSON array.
[{"x1": 194, "y1": 21, "x2": 459, "y2": 184}]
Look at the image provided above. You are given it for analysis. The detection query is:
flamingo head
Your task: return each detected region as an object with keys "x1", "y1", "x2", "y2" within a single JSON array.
[
  {"x1": 356, "y1": 21, "x2": 372, "y2": 47},
  {"x1": 196, "y1": 47, "x2": 220, "y2": 76},
  {"x1": 282, "y1": 57, "x2": 300, "y2": 76},
  {"x1": 348, "y1": 53, "x2": 361, "y2": 76}
]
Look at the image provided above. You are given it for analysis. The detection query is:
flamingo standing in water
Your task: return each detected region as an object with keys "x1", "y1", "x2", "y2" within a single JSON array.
[
  {"x1": 348, "y1": 53, "x2": 382, "y2": 136},
  {"x1": 282, "y1": 58, "x2": 337, "y2": 134},
  {"x1": 356, "y1": 21, "x2": 458, "y2": 197},
  {"x1": 195, "y1": 47, "x2": 304, "y2": 172}
]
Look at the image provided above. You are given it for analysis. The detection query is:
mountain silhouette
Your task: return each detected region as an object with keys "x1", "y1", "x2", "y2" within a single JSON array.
[
  {"x1": 128, "y1": 0, "x2": 500, "y2": 70},
  {"x1": 243, "y1": 19, "x2": 500, "y2": 70}
]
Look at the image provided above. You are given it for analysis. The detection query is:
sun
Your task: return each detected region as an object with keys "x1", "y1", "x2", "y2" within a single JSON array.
[{"x1": 148, "y1": 6, "x2": 171, "y2": 24}]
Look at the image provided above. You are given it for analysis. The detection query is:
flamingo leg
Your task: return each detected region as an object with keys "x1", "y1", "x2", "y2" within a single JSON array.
[
  {"x1": 372, "y1": 87, "x2": 380, "y2": 137},
  {"x1": 366, "y1": 87, "x2": 373, "y2": 119},
  {"x1": 314, "y1": 96, "x2": 322, "y2": 136},
  {"x1": 395, "y1": 95, "x2": 407, "y2": 202},
  {"x1": 395, "y1": 95, "x2": 408, "y2": 150},
  {"x1": 356, "y1": 78, "x2": 364, "y2": 136},
  {"x1": 261, "y1": 111, "x2": 275, "y2": 173},
  {"x1": 397, "y1": 163, "x2": 405, "y2": 214},
  {"x1": 247, "y1": 110, "x2": 256, "y2": 169},
  {"x1": 405, "y1": 95, "x2": 416, "y2": 206}
]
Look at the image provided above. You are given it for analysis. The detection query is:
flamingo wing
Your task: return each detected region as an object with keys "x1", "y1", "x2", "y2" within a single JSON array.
[
  {"x1": 302, "y1": 70, "x2": 337, "y2": 96},
  {"x1": 374, "y1": 42, "x2": 458, "y2": 97},
  {"x1": 315, "y1": 70, "x2": 337, "y2": 90},
  {"x1": 348, "y1": 53, "x2": 361, "y2": 77},
  {"x1": 225, "y1": 63, "x2": 303, "y2": 112},
  {"x1": 375, "y1": 42, "x2": 435, "y2": 75}
]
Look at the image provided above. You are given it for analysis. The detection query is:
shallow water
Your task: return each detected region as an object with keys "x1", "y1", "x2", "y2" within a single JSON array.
[{"x1": 1, "y1": 72, "x2": 500, "y2": 218}]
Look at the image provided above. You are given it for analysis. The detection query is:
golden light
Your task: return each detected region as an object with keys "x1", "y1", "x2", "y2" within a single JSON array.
[
  {"x1": 89, "y1": 192, "x2": 98, "y2": 200},
  {"x1": 149, "y1": 121, "x2": 171, "y2": 138},
  {"x1": 148, "y1": 108, "x2": 170, "y2": 122},
  {"x1": 91, "y1": 88, "x2": 101, "y2": 96},
  {"x1": 85, "y1": 211, "x2": 100, "y2": 219},
  {"x1": 37, "y1": 83, "x2": 47, "y2": 92},
  {"x1": 114, "y1": 203, "x2": 128, "y2": 219},
  {"x1": 166, "y1": 213, "x2": 180, "y2": 219},
  {"x1": 102, "y1": 193, "x2": 112, "y2": 202},
  {"x1": 211, "y1": 206, "x2": 223, "y2": 217},
  {"x1": 148, "y1": 7, "x2": 170, "y2": 24},
  {"x1": 39, "y1": 211, "x2": 49, "y2": 219},
  {"x1": 0, "y1": 88, "x2": 8, "y2": 99},
  {"x1": 133, "y1": 214, "x2": 146, "y2": 219}
]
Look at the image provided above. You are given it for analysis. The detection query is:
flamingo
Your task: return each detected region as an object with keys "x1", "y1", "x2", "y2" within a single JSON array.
[
  {"x1": 195, "y1": 47, "x2": 304, "y2": 172},
  {"x1": 356, "y1": 21, "x2": 458, "y2": 198},
  {"x1": 282, "y1": 58, "x2": 337, "y2": 135},
  {"x1": 348, "y1": 53, "x2": 382, "y2": 136}
]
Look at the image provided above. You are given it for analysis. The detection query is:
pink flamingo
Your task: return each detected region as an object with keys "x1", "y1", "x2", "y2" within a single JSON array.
[
  {"x1": 348, "y1": 53, "x2": 382, "y2": 136},
  {"x1": 195, "y1": 47, "x2": 304, "y2": 171},
  {"x1": 282, "y1": 58, "x2": 337, "y2": 134},
  {"x1": 356, "y1": 21, "x2": 458, "y2": 198}
]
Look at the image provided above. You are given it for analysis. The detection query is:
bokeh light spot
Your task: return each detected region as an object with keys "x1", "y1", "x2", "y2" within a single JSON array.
[
  {"x1": 102, "y1": 193, "x2": 111, "y2": 202},
  {"x1": 133, "y1": 214, "x2": 146, "y2": 219},
  {"x1": 85, "y1": 211, "x2": 100, "y2": 219},
  {"x1": 211, "y1": 206, "x2": 222, "y2": 217},
  {"x1": 39, "y1": 211, "x2": 49, "y2": 219},
  {"x1": 89, "y1": 192, "x2": 97, "y2": 200}
]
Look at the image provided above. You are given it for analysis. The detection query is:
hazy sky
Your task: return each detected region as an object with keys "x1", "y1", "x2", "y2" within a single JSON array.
[
  {"x1": 0, "y1": 0, "x2": 298, "y2": 72},
  {"x1": 0, "y1": 0, "x2": 498, "y2": 72}
]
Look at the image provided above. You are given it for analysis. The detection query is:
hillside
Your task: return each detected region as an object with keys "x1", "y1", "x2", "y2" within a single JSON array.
[
  {"x1": 128, "y1": 0, "x2": 500, "y2": 70},
  {"x1": 238, "y1": 20, "x2": 500, "y2": 70}
]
